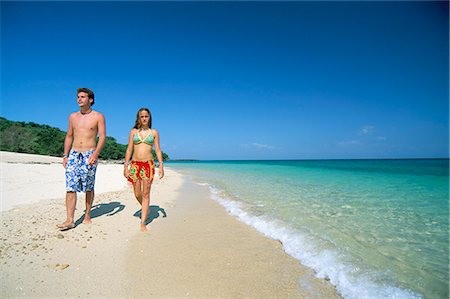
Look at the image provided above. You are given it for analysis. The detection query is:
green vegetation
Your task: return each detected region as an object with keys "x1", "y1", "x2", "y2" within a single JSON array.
[
  {"x1": 0, "y1": 117, "x2": 65, "y2": 156},
  {"x1": 0, "y1": 117, "x2": 169, "y2": 161}
]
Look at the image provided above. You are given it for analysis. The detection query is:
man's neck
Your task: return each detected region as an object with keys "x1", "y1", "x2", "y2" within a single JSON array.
[{"x1": 80, "y1": 107, "x2": 93, "y2": 115}]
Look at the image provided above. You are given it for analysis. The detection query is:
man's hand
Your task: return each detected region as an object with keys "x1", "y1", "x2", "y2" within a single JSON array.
[
  {"x1": 124, "y1": 168, "x2": 130, "y2": 178},
  {"x1": 63, "y1": 157, "x2": 68, "y2": 168},
  {"x1": 88, "y1": 153, "x2": 98, "y2": 165}
]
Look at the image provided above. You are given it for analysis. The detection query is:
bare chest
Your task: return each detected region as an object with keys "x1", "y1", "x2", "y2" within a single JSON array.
[{"x1": 73, "y1": 114, "x2": 98, "y2": 132}]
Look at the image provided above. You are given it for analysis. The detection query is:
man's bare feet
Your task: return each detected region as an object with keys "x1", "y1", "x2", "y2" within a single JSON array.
[
  {"x1": 82, "y1": 217, "x2": 92, "y2": 224},
  {"x1": 56, "y1": 221, "x2": 75, "y2": 230}
]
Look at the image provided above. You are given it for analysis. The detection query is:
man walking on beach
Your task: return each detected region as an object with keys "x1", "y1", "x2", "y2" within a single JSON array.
[{"x1": 57, "y1": 88, "x2": 106, "y2": 230}]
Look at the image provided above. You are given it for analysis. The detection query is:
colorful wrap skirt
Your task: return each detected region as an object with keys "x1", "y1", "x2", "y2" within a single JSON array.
[{"x1": 127, "y1": 160, "x2": 155, "y2": 184}]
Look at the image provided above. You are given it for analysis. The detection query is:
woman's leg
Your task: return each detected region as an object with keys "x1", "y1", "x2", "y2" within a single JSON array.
[
  {"x1": 133, "y1": 182, "x2": 142, "y2": 205},
  {"x1": 139, "y1": 179, "x2": 153, "y2": 231}
]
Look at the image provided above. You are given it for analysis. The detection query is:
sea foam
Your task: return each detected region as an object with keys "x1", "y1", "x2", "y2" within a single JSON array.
[{"x1": 199, "y1": 182, "x2": 422, "y2": 299}]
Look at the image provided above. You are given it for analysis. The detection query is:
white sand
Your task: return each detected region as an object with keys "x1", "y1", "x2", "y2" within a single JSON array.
[
  {"x1": 1, "y1": 162, "x2": 183, "y2": 298},
  {"x1": 0, "y1": 151, "x2": 340, "y2": 298},
  {"x1": 0, "y1": 151, "x2": 128, "y2": 211}
]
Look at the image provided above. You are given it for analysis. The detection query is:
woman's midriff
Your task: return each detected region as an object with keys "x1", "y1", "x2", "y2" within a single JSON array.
[{"x1": 132, "y1": 144, "x2": 154, "y2": 161}]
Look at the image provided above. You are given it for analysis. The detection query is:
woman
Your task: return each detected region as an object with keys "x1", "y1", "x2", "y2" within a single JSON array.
[{"x1": 124, "y1": 107, "x2": 165, "y2": 231}]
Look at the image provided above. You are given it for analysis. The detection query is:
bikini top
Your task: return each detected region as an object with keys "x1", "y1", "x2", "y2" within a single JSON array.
[{"x1": 133, "y1": 130, "x2": 154, "y2": 145}]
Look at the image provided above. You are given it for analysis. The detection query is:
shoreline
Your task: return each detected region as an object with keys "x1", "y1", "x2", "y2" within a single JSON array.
[
  {"x1": 0, "y1": 152, "x2": 341, "y2": 298},
  {"x1": 126, "y1": 177, "x2": 341, "y2": 298}
]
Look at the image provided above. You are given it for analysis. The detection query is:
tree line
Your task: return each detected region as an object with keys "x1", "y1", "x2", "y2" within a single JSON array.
[{"x1": 0, "y1": 117, "x2": 169, "y2": 161}]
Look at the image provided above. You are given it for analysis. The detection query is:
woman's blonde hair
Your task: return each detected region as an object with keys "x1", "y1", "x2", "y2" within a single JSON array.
[{"x1": 133, "y1": 107, "x2": 152, "y2": 129}]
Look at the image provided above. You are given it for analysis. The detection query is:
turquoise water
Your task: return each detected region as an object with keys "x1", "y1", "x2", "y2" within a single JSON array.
[{"x1": 168, "y1": 159, "x2": 449, "y2": 299}]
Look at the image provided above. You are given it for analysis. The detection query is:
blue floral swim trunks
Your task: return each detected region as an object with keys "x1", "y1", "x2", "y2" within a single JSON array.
[{"x1": 65, "y1": 149, "x2": 98, "y2": 192}]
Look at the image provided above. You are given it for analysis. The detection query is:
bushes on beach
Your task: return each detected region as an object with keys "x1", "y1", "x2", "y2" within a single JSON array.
[
  {"x1": 0, "y1": 117, "x2": 65, "y2": 156},
  {"x1": 0, "y1": 117, "x2": 169, "y2": 161},
  {"x1": 100, "y1": 136, "x2": 128, "y2": 160}
]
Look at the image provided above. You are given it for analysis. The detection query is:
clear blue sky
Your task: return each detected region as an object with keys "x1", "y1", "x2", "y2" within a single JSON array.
[{"x1": 1, "y1": 1, "x2": 448, "y2": 160}]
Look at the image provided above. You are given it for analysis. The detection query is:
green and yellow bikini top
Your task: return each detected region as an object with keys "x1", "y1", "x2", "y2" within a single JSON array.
[{"x1": 133, "y1": 129, "x2": 154, "y2": 145}]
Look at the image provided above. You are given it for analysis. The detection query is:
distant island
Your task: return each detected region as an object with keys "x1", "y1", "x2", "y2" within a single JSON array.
[{"x1": 0, "y1": 117, "x2": 169, "y2": 161}]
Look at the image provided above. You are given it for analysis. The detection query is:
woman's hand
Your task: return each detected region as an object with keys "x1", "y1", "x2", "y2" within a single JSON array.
[
  {"x1": 123, "y1": 167, "x2": 130, "y2": 178},
  {"x1": 159, "y1": 165, "x2": 164, "y2": 179}
]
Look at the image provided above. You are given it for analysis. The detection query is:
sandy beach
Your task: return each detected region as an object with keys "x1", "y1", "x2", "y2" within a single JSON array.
[
  {"x1": 0, "y1": 151, "x2": 128, "y2": 212},
  {"x1": 0, "y1": 151, "x2": 340, "y2": 298}
]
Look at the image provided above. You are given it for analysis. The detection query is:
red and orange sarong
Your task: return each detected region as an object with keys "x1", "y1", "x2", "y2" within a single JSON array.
[{"x1": 127, "y1": 160, "x2": 155, "y2": 184}]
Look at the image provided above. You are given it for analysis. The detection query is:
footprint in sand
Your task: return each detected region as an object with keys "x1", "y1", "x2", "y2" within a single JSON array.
[{"x1": 48, "y1": 263, "x2": 70, "y2": 270}]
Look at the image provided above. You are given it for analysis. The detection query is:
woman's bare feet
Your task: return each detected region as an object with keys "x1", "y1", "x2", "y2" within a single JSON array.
[{"x1": 140, "y1": 222, "x2": 148, "y2": 232}]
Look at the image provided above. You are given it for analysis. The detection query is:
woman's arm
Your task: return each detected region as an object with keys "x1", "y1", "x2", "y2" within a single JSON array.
[
  {"x1": 123, "y1": 129, "x2": 135, "y2": 178},
  {"x1": 152, "y1": 129, "x2": 165, "y2": 179}
]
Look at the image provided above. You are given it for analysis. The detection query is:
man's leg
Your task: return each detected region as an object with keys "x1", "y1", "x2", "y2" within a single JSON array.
[
  {"x1": 83, "y1": 151, "x2": 97, "y2": 224},
  {"x1": 83, "y1": 190, "x2": 94, "y2": 224},
  {"x1": 57, "y1": 191, "x2": 77, "y2": 228},
  {"x1": 66, "y1": 191, "x2": 77, "y2": 223}
]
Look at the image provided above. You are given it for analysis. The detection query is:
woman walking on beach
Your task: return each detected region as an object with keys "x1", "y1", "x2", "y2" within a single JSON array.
[{"x1": 124, "y1": 107, "x2": 164, "y2": 231}]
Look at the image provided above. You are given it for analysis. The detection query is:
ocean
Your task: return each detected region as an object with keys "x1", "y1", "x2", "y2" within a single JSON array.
[{"x1": 168, "y1": 159, "x2": 449, "y2": 299}]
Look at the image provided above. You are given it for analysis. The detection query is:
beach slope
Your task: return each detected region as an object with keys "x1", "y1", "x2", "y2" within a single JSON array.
[{"x1": 0, "y1": 152, "x2": 340, "y2": 298}]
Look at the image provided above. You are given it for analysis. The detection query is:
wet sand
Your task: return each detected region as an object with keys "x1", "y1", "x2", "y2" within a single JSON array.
[{"x1": 0, "y1": 152, "x2": 340, "y2": 298}]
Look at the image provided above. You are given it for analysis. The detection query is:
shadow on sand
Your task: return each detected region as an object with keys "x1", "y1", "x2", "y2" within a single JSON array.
[
  {"x1": 75, "y1": 201, "x2": 125, "y2": 226},
  {"x1": 133, "y1": 205, "x2": 167, "y2": 225}
]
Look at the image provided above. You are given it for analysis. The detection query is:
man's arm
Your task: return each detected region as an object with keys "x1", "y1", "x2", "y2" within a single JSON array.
[
  {"x1": 62, "y1": 115, "x2": 74, "y2": 168},
  {"x1": 89, "y1": 113, "x2": 106, "y2": 165}
]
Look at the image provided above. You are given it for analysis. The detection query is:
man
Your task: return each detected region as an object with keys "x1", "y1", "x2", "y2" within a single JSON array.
[{"x1": 57, "y1": 87, "x2": 106, "y2": 230}]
